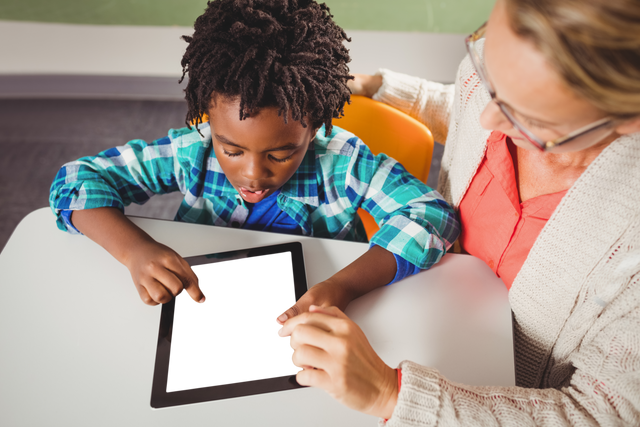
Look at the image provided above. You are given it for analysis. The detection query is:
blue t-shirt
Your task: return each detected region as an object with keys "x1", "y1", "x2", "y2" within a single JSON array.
[{"x1": 242, "y1": 190, "x2": 302, "y2": 235}]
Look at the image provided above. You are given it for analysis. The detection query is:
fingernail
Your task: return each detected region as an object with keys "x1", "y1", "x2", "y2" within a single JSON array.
[
  {"x1": 277, "y1": 313, "x2": 288, "y2": 323},
  {"x1": 199, "y1": 296, "x2": 206, "y2": 303},
  {"x1": 277, "y1": 327, "x2": 284, "y2": 336}
]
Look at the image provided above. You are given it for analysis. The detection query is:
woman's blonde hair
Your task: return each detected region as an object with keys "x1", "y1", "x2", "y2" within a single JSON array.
[{"x1": 505, "y1": 0, "x2": 640, "y2": 117}]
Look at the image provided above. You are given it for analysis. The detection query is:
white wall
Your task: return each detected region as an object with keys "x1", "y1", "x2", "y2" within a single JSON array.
[{"x1": 0, "y1": 20, "x2": 466, "y2": 98}]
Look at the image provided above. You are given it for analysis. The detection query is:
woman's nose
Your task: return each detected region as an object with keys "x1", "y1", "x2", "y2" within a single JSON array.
[{"x1": 480, "y1": 101, "x2": 512, "y2": 132}]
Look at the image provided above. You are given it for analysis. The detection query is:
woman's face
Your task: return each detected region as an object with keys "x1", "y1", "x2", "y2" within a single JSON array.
[{"x1": 480, "y1": 1, "x2": 613, "y2": 152}]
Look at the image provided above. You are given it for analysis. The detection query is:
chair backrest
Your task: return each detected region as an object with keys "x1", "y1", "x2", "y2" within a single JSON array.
[
  {"x1": 332, "y1": 95, "x2": 434, "y2": 239},
  {"x1": 333, "y1": 95, "x2": 434, "y2": 182}
]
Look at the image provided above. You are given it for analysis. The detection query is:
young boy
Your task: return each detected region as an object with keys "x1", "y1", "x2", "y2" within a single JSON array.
[{"x1": 49, "y1": 0, "x2": 459, "y2": 320}]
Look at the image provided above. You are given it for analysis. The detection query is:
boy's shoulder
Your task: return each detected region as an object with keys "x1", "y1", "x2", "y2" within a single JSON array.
[
  {"x1": 167, "y1": 123, "x2": 212, "y2": 148},
  {"x1": 313, "y1": 125, "x2": 364, "y2": 157}
]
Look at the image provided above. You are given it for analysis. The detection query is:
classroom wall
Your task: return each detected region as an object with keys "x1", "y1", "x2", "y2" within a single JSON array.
[
  {"x1": 0, "y1": 0, "x2": 495, "y2": 98},
  {"x1": 0, "y1": 0, "x2": 493, "y2": 33}
]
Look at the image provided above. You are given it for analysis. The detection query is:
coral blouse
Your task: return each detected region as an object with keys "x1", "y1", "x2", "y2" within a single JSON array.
[
  {"x1": 458, "y1": 131, "x2": 567, "y2": 289},
  {"x1": 394, "y1": 131, "x2": 565, "y2": 411}
]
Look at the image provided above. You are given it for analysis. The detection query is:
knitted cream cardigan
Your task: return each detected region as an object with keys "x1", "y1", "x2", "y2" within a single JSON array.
[{"x1": 372, "y1": 54, "x2": 640, "y2": 426}]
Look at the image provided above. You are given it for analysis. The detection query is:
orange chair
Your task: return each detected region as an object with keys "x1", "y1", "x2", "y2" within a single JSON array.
[{"x1": 332, "y1": 95, "x2": 434, "y2": 240}]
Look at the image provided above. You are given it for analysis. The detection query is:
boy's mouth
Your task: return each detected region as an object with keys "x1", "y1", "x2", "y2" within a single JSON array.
[{"x1": 238, "y1": 187, "x2": 270, "y2": 203}]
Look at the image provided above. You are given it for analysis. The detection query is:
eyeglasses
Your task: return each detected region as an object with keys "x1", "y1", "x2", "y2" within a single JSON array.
[{"x1": 465, "y1": 22, "x2": 617, "y2": 153}]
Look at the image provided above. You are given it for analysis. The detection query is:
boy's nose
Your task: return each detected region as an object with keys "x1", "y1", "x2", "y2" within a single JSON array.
[{"x1": 242, "y1": 157, "x2": 269, "y2": 180}]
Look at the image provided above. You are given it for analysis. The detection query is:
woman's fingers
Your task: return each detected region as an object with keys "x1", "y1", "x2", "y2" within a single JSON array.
[
  {"x1": 276, "y1": 305, "x2": 348, "y2": 340},
  {"x1": 279, "y1": 305, "x2": 398, "y2": 419},
  {"x1": 347, "y1": 74, "x2": 383, "y2": 98},
  {"x1": 279, "y1": 307, "x2": 346, "y2": 338},
  {"x1": 309, "y1": 304, "x2": 348, "y2": 319}
]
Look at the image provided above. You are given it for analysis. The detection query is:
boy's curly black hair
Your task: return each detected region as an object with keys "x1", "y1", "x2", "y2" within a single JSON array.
[{"x1": 180, "y1": 0, "x2": 352, "y2": 136}]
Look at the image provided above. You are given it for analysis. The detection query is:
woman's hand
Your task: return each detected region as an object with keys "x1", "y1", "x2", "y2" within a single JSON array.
[
  {"x1": 124, "y1": 239, "x2": 204, "y2": 306},
  {"x1": 348, "y1": 74, "x2": 384, "y2": 98},
  {"x1": 279, "y1": 305, "x2": 398, "y2": 419}
]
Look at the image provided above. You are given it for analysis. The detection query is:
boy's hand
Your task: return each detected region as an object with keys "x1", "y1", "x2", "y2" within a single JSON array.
[
  {"x1": 124, "y1": 240, "x2": 205, "y2": 306},
  {"x1": 277, "y1": 245, "x2": 397, "y2": 324},
  {"x1": 276, "y1": 280, "x2": 351, "y2": 325}
]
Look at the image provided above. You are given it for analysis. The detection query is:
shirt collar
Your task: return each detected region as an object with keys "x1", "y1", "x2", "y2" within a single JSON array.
[{"x1": 279, "y1": 143, "x2": 319, "y2": 207}]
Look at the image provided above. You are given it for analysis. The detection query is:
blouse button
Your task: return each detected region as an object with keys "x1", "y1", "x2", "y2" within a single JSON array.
[{"x1": 488, "y1": 260, "x2": 495, "y2": 269}]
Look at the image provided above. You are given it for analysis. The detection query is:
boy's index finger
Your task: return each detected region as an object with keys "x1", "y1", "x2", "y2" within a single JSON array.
[{"x1": 182, "y1": 267, "x2": 209, "y2": 306}]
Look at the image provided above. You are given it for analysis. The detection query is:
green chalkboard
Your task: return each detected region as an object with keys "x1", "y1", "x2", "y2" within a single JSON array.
[{"x1": 0, "y1": 0, "x2": 493, "y2": 33}]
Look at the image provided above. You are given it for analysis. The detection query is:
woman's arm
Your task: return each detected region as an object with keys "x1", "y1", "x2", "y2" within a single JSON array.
[
  {"x1": 280, "y1": 303, "x2": 640, "y2": 426},
  {"x1": 349, "y1": 74, "x2": 384, "y2": 98},
  {"x1": 349, "y1": 70, "x2": 456, "y2": 144},
  {"x1": 280, "y1": 305, "x2": 399, "y2": 419}
]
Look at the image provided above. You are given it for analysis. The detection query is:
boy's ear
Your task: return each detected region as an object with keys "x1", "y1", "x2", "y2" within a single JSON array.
[{"x1": 309, "y1": 128, "x2": 320, "y2": 143}]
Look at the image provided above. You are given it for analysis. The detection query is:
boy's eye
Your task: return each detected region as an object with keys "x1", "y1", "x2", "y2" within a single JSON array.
[
  {"x1": 269, "y1": 154, "x2": 292, "y2": 163},
  {"x1": 222, "y1": 148, "x2": 291, "y2": 163}
]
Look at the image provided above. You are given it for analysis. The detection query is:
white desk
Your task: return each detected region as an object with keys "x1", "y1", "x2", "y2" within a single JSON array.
[{"x1": 0, "y1": 208, "x2": 514, "y2": 426}]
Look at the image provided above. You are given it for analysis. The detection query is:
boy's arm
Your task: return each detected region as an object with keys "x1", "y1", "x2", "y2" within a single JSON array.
[
  {"x1": 49, "y1": 131, "x2": 206, "y2": 305},
  {"x1": 277, "y1": 134, "x2": 460, "y2": 324},
  {"x1": 318, "y1": 246, "x2": 397, "y2": 300},
  {"x1": 277, "y1": 245, "x2": 396, "y2": 323},
  {"x1": 361, "y1": 157, "x2": 459, "y2": 272},
  {"x1": 71, "y1": 207, "x2": 205, "y2": 305},
  {"x1": 49, "y1": 135, "x2": 188, "y2": 233}
]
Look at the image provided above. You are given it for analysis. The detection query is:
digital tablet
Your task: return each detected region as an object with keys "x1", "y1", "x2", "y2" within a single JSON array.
[{"x1": 150, "y1": 242, "x2": 308, "y2": 409}]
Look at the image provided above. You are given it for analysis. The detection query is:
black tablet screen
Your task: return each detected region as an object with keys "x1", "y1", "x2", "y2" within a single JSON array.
[{"x1": 169, "y1": 255, "x2": 293, "y2": 389}]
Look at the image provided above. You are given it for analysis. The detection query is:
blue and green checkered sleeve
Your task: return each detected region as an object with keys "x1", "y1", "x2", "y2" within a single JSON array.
[
  {"x1": 49, "y1": 136, "x2": 184, "y2": 232},
  {"x1": 345, "y1": 136, "x2": 460, "y2": 270}
]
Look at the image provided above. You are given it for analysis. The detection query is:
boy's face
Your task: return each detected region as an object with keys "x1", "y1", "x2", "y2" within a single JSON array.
[{"x1": 209, "y1": 96, "x2": 317, "y2": 204}]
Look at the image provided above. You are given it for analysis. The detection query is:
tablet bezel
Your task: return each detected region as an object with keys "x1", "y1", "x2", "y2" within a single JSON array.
[{"x1": 150, "y1": 242, "x2": 308, "y2": 409}]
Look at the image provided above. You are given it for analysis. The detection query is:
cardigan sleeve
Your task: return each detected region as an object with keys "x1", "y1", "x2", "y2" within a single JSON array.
[
  {"x1": 380, "y1": 301, "x2": 640, "y2": 427},
  {"x1": 372, "y1": 69, "x2": 455, "y2": 145}
]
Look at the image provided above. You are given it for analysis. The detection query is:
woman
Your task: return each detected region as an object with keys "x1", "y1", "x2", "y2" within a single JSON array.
[{"x1": 279, "y1": 0, "x2": 640, "y2": 424}]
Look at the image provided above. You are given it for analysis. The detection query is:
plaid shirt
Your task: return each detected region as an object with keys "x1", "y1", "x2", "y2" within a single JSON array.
[{"x1": 50, "y1": 123, "x2": 459, "y2": 270}]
